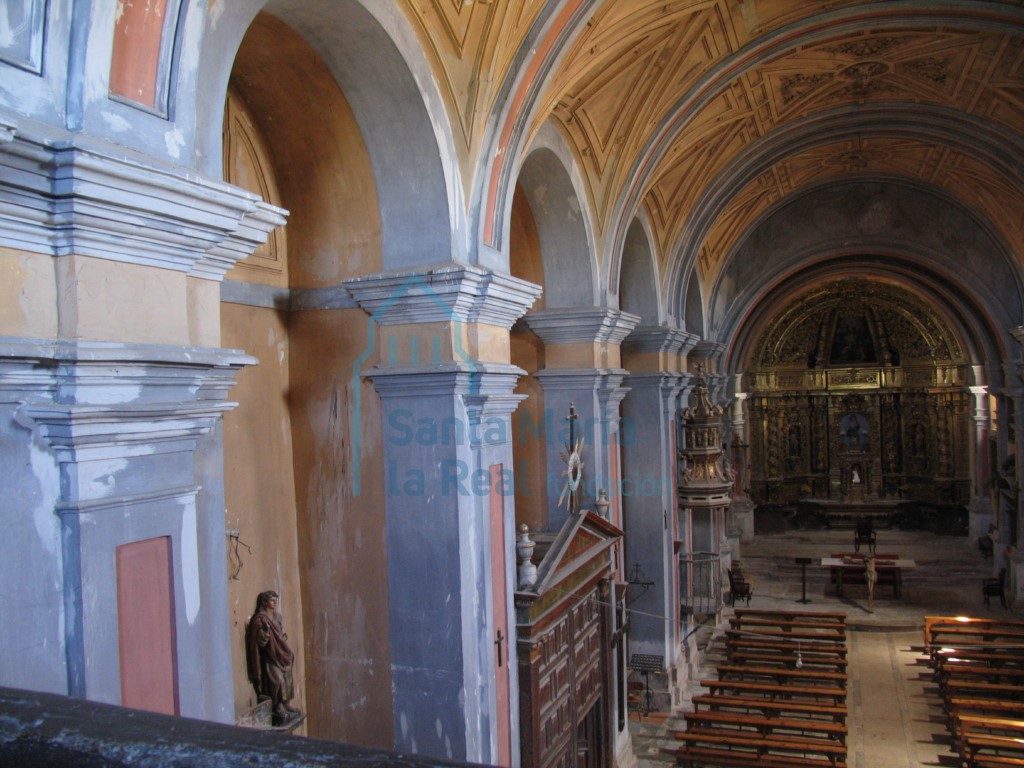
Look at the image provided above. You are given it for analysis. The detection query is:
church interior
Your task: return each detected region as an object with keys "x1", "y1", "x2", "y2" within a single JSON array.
[{"x1": 2, "y1": 2, "x2": 1023, "y2": 767}]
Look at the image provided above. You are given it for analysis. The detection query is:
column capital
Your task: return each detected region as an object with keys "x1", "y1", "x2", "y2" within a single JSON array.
[
  {"x1": 623, "y1": 326, "x2": 698, "y2": 356},
  {"x1": 365, "y1": 361, "x2": 525, "y2": 397},
  {"x1": 533, "y1": 367, "x2": 628, "y2": 393},
  {"x1": 523, "y1": 307, "x2": 639, "y2": 345},
  {"x1": 689, "y1": 340, "x2": 725, "y2": 369},
  {"x1": 344, "y1": 263, "x2": 542, "y2": 328},
  {"x1": 623, "y1": 326, "x2": 699, "y2": 375}
]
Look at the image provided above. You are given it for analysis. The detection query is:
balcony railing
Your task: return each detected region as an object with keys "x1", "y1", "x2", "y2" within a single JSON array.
[{"x1": 679, "y1": 550, "x2": 722, "y2": 622}]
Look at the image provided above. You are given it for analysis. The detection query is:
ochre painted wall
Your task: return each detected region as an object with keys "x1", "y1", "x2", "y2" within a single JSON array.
[
  {"x1": 288, "y1": 307, "x2": 392, "y2": 748},
  {"x1": 221, "y1": 301, "x2": 307, "y2": 725},
  {"x1": 510, "y1": 184, "x2": 548, "y2": 530},
  {"x1": 220, "y1": 11, "x2": 391, "y2": 747},
  {"x1": 0, "y1": 247, "x2": 57, "y2": 339}
]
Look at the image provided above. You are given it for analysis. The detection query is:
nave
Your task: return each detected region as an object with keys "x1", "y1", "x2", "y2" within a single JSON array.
[{"x1": 629, "y1": 529, "x2": 1015, "y2": 768}]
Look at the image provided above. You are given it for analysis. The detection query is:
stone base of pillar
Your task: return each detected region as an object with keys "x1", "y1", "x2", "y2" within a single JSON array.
[
  {"x1": 1007, "y1": 551, "x2": 1023, "y2": 609},
  {"x1": 732, "y1": 499, "x2": 756, "y2": 541},
  {"x1": 968, "y1": 496, "x2": 994, "y2": 541}
]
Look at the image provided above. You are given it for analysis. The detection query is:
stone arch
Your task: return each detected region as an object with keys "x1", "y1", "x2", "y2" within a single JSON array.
[
  {"x1": 619, "y1": 217, "x2": 662, "y2": 326},
  {"x1": 712, "y1": 181, "x2": 1022, "y2": 376},
  {"x1": 683, "y1": 269, "x2": 705, "y2": 340},
  {"x1": 515, "y1": 126, "x2": 598, "y2": 308},
  {"x1": 191, "y1": 0, "x2": 459, "y2": 270}
]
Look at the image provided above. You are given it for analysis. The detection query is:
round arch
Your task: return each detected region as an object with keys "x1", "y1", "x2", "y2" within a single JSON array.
[
  {"x1": 190, "y1": 0, "x2": 461, "y2": 270},
  {"x1": 516, "y1": 125, "x2": 599, "y2": 308},
  {"x1": 602, "y1": 5, "x2": 1024, "y2": 306},
  {"x1": 662, "y1": 105, "x2": 1024, "y2": 314},
  {"x1": 711, "y1": 180, "x2": 1023, "y2": 376},
  {"x1": 619, "y1": 216, "x2": 663, "y2": 326}
]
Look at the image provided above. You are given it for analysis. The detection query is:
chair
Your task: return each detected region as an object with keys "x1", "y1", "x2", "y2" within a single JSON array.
[
  {"x1": 854, "y1": 517, "x2": 876, "y2": 554},
  {"x1": 983, "y1": 568, "x2": 1007, "y2": 609},
  {"x1": 727, "y1": 565, "x2": 753, "y2": 607}
]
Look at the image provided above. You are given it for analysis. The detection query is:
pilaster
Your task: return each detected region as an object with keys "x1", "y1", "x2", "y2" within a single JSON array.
[
  {"x1": 346, "y1": 265, "x2": 540, "y2": 765},
  {"x1": 618, "y1": 327, "x2": 692, "y2": 680},
  {"x1": 526, "y1": 308, "x2": 639, "y2": 533},
  {"x1": 1, "y1": 338, "x2": 253, "y2": 722}
]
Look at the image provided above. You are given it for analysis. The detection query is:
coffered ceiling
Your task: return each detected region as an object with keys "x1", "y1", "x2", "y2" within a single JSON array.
[{"x1": 404, "y1": 1, "x2": 1024, "y2": 292}]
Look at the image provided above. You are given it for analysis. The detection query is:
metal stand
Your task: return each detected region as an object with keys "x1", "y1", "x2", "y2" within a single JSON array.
[
  {"x1": 629, "y1": 654, "x2": 664, "y2": 715},
  {"x1": 796, "y1": 557, "x2": 812, "y2": 603}
]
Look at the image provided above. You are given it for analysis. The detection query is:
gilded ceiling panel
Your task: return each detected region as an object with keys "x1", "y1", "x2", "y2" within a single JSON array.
[
  {"x1": 401, "y1": 0, "x2": 1022, "y2": 285},
  {"x1": 754, "y1": 278, "x2": 963, "y2": 370}
]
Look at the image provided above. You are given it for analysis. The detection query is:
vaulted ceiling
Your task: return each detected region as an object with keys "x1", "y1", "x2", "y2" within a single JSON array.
[{"x1": 402, "y1": 1, "x2": 1024, "y2": 299}]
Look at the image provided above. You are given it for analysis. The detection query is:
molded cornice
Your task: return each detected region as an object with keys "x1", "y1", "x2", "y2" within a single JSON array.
[
  {"x1": 525, "y1": 307, "x2": 640, "y2": 346},
  {"x1": 345, "y1": 263, "x2": 542, "y2": 328},
  {"x1": 0, "y1": 120, "x2": 286, "y2": 279}
]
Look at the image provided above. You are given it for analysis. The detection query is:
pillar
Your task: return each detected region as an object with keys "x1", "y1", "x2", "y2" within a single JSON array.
[
  {"x1": 620, "y1": 327, "x2": 695, "y2": 678},
  {"x1": 524, "y1": 308, "x2": 638, "y2": 532},
  {"x1": 345, "y1": 264, "x2": 540, "y2": 764}
]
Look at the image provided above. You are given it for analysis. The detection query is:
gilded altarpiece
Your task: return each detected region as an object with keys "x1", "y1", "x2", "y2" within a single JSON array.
[{"x1": 746, "y1": 280, "x2": 971, "y2": 507}]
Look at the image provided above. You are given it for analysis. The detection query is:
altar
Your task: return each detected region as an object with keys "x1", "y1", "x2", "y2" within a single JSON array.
[{"x1": 822, "y1": 554, "x2": 916, "y2": 598}]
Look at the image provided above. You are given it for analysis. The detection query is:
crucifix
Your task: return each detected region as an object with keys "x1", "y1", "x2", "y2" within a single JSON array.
[{"x1": 558, "y1": 402, "x2": 584, "y2": 512}]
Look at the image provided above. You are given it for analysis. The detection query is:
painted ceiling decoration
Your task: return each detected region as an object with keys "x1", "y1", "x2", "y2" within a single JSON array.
[{"x1": 404, "y1": 0, "x2": 1024, "y2": 304}]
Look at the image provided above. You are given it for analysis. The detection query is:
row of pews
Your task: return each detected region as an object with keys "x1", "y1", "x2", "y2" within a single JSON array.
[
  {"x1": 923, "y1": 615, "x2": 1024, "y2": 768},
  {"x1": 674, "y1": 609, "x2": 849, "y2": 768}
]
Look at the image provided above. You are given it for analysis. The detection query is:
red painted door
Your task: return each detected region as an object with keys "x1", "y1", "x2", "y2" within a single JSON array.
[
  {"x1": 116, "y1": 536, "x2": 179, "y2": 715},
  {"x1": 489, "y1": 464, "x2": 513, "y2": 766}
]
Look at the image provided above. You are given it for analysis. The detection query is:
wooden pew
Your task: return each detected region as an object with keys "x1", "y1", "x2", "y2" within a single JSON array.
[
  {"x1": 674, "y1": 730, "x2": 847, "y2": 768},
  {"x1": 942, "y1": 679, "x2": 1024, "y2": 702},
  {"x1": 949, "y1": 697, "x2": 1024, "y2": 722},
  {"x1": 684, "y1": 709, "x2": 848, "y2": 744},
  {"x1": 937, "y1": 657, "x2": 1024, "y2": 681},
  {"x1": 701, "y1": 678, "x2": 846, "y2": 706},
  {"x1": 725, "y1": 635, "x2": 848, "y2": 660},
  {"x1": 958, "y1": 732, "x2": 1024, "y2": 768},
  {"x1": 729, "y1": 616, "x2": 846, "y2": 636},
  {"x1": 728, "y1": 650, "x2": 849, "y2": 672},
  {"x1": 691, "y1": 693, "x2": 847, "y2": 725},
  {"x1": 931, "y1": 647, "x2": 1024, "y2": 669},
  {"x1": 725, "y1": 627, "x2": 849, "y2": 646},
  {"x1": 950, "y1": 716, "x2": 1024, "y2": 765},
  {"x1": 925, "y1": 615, "x2": 1024, "y2": 644},
  {"x1": 716, "y1": 664, "x2": 848, "y2": 689},
  {"x1": 734, "y1": 609, "x2": 846, "y2": 625},
  {"x1": 925, "y1": 617, "x2": 1024, "y2": 651}
]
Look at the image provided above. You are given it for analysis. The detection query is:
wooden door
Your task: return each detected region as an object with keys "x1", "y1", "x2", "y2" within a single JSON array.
[
  {"x1": 116, "y1": 537, "x2": 179, "y2": 714},
  {"x1": 489, "y1": 463, "x2": 513, "y2": 765}
]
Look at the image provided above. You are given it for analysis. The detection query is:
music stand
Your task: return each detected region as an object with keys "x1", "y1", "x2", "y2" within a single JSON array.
[
  {"x1": 795, "y1": 557, "x2": 813, "y2": 603},
  {"x1": 629, "y1": 654, "x2": 663, "y2": 715}
]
